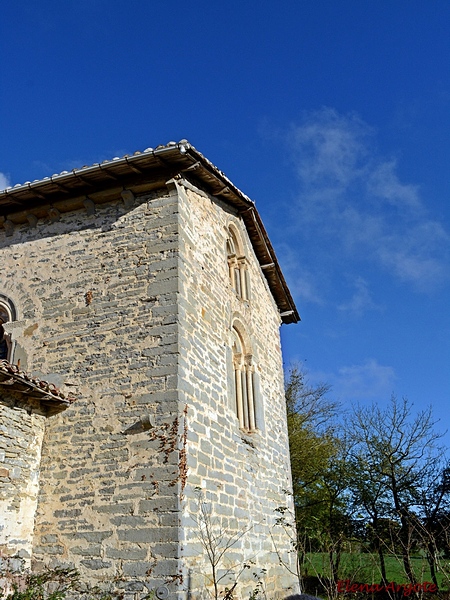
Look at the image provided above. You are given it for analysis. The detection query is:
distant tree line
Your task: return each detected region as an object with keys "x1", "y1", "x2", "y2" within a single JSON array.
[{"x1": 285, "y1": 366, "x2": 450, "y2": 594}]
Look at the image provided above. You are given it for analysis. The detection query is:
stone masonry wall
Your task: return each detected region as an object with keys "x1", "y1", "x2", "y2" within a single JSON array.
[
  {"x1": 175, "y1": 180, "x2": 298, "y2": 599},
  {"x1": 0, "y1": 178, "x2": 298, "y2": 599},
  {"x1": 0, "y1": 398, "x2": 45, "y2": 561},
  {"x1": 0, "y1": 187, "x2": 184, "y2": 596}
]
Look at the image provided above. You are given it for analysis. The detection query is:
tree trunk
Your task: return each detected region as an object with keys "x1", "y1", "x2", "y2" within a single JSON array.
[
  {"x1": 391, "y1": 477, "x2": 416, "y2": 584},
  {"x1": 426, "y1": 540, "x2": 439, "y2": 588},
  {"x1": 372, "y1": 514, "x2": 388, "y2": 585},
  {"x1": 399, "y1": 512, "x2": 416, "y2": 584}
]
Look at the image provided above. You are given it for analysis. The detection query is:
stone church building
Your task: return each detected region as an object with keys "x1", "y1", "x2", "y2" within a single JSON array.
[{"x1": 0, "y1": 141, "x2": 300, "y2": 599}]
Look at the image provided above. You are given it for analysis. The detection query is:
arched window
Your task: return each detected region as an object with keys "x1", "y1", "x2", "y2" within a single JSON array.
[
  {"x1": 0, "y1": 295, "x2": 16, "y2": 362},
  {"x1": 227, "y1": 226, "x2": 250, "y2": 301},
  {"x1": 231, "y1": 324, "x2": 256, "y2": 432},
  {"x1": 0, "y1": 295, "x2": 16, "y2": 323}
]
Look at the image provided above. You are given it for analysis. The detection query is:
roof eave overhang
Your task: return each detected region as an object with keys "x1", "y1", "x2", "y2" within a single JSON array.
[
  {"x1": 0, "y1": 361, "x2": 76, "y2": 416},
  {"x1": 0, "y1": 141, "x2": 299, "y2": 324}
]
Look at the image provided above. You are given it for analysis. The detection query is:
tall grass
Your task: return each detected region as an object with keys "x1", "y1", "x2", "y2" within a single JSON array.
[{"x1": 302, "y1": 552, "x2": 450, "y2": 588}]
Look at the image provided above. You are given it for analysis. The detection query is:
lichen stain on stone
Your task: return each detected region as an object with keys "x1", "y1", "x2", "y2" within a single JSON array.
[{"x1": 23, "y1": 324, "x2": 38, "y2": 337}]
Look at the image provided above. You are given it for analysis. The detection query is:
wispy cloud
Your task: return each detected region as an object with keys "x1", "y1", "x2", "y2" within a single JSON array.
[
  {"x1": 367, "y1": 160, "x2": 421, "y2": 212},
  {"x1": 338, "y1": 277, "x2": 381, "y2": 316},
  {"x1": 0, "y1": 172, "x2": 11, "y2": 191},
  {"x1": 290, "y1": 108, "x2": 372, "y2": 191},
  {"x1": 287, "y1": 108, "x2": 450, "y2": 294},
  {"x1": 330, "y1": 359, "x2": 397, "y2": 402},
  {"x1": 305, "y1": 358, "x2": 397, "y2": 404}
]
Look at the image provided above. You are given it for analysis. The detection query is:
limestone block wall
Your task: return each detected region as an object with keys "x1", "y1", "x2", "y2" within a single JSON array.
[
  {"x1": 0, "y1": 178, "x2": 297, "y2": 599},
  {"x1": 0, "y1": 188, "x2": 184, "y2": 595},
  {"x1": 0, "y1": 399, "x2": 45, "y2": 560},
  {"x1": 176, "y1": 181, "x2": 298, "y2": 599}
]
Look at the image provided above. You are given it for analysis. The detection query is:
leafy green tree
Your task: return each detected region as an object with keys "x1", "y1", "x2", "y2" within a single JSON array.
[
  {"x1": 285, "y1": 365, "x2": 338, "y2": 511},
  {"x1": 285, "y1": 366, "x2": 354, "y2": 584}
]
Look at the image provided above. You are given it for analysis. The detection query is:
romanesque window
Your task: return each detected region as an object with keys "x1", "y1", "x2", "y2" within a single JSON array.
[
  {"x1": 231, "y1": 324, "x2": 256, "y2": 432},
  {"x1": 227, "y1": 226, "x2": 250, "y2": 301},
  {"x1": 0, "y1": 296, "x2": 16, "y2": 362}
]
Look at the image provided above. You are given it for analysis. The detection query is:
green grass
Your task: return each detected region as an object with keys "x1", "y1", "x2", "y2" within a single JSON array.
[{"x1": 302, "y1": 552, "x2": 450, "y2": 588}]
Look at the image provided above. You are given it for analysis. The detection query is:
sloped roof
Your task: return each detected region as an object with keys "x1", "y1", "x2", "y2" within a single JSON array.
[
  {"x1": 0, "y1": 141, "x2": 299, "y2": 323},
  {"x1": 0, "y1": 360, "x2": 76, "y2": 416}
]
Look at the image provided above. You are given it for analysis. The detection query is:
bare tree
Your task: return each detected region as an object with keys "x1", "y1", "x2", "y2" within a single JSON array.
[
  {"x1": 412, "y1": 462, "x2": 450, "y2": 587},
  {"x1": 192, "y1": 489, "x2": 253, "y2": 600},
  {"x1": 271, "y1": 498, "x2": 303, "y2": 591},
  {"x1": 347, "y1": 395, "x2": 445, "y2": 585}
]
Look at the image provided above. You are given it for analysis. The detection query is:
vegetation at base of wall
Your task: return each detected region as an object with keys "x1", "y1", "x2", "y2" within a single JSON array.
[
  {"x1": 0, "y1": 563, "x2": 151, "y2": 600},
  {"x1": 283, "y1": 365, "x2": 450, "y2": 598},
  {"x1": 0, "y1": 560, "x2": 268, "y2": 600},
  {"x1": 192, "y1": 487, "x2": 265, "y2": 600},
  {"x1": 0, "y1": 567, "x2": 78, "y2": 600},
  {"x1": 0, "y1": 561, "x2": 267, "y2": 600}
]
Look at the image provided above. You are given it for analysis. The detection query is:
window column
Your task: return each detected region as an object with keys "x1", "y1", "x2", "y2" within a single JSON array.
[
  {"x1": 233, "y1": 353, "x2": 245, "y2": 430},
  {"x1": 245, "y1": 356, "x2": 256, "y2": 431}
]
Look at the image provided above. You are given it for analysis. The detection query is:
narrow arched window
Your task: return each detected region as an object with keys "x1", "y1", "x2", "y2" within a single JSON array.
[
  {"x1": 0, "y1": 295, "x2": 16, "y2": 363},
  {"x1": 232, "y1": 325, "x2": 256, "y2": 432},
  {"x1": 227, "y1": 226, "x2": 250, "y2": 301}
]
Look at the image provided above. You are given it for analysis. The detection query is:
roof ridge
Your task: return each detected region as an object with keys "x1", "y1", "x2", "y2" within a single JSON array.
[{"x1": 0, "y1": 140, "x2": 192, "y2": 193}]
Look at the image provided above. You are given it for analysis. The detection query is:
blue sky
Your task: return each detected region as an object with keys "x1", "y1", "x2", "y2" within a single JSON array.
[{"x1": 1, "y1": 1, "x2": 449, "y2": 440}]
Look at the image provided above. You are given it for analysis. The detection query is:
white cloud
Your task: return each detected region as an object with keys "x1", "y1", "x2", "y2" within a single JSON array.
[
  {"x1": 0, "y1": 172, "x2": 11, "y2": 191},
  {"x1": 287, "y1": 108, "x2": 450, "y2": 292},
  {"x1": 338, "y1": 277, "x2": 381, "y2": 315},
  {"x1": 333, "y1": 359, "x2": 397, "y2": 402},
  {"x1": 367, "y1": 160, "x2": 421, "y2": 212},
  {"x1": 376, "y1": 220, "x2": 449, "y2": 289},
  {"x1": 290, "y1": 107, "x2": 372, "y2": 190},
  {"x1": 305, "y1": 358, "x2": 397, "y2": 404}
]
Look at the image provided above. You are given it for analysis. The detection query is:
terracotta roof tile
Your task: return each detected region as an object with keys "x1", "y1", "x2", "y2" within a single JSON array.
[{"x1": 0, "y1": 360, "x2": 76, "y2": 415}]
